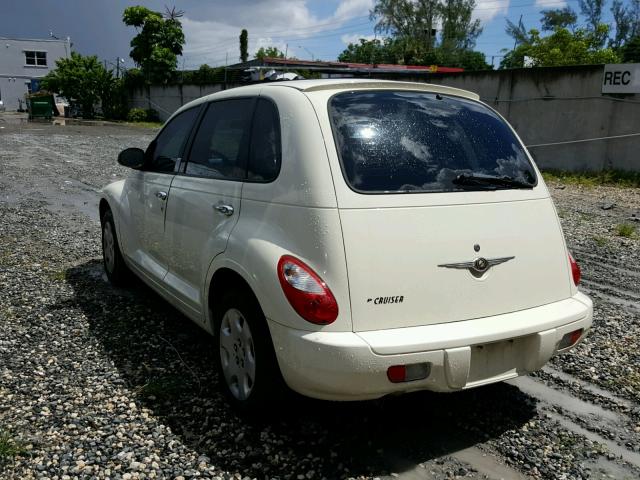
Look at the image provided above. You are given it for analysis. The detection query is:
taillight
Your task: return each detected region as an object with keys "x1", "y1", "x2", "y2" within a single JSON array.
[
  {"x1": 568, "y1": 252, "x2": 581, "y2": 285},
  {"x1": 558, "y1": 328, "x2": 583, "y2": 350},
  {"x1": 277, "y1": 255, "x2": 338, "y2": 324}
]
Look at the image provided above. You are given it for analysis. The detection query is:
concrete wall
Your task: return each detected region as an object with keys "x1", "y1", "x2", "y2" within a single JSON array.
[
  {"x1": 0, "y1": 37, "x2": 71, "y2": 110},
  {"x1": 423, "y1": 65, "x2": 640, "y2": 172},
  {"x1": 129, "y1": 84, "x2": 225, "y2": 121},
  {"x1": 135, "y1": 65, "x2": 640, "y2": 172}
]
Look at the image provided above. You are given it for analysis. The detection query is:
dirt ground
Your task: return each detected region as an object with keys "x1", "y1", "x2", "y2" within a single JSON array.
[{"x1": 1, "y1": 115, "x2": 639, "y2": 480}]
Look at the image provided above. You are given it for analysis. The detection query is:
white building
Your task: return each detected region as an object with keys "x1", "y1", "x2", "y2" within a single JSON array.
[{"x1": 0, "y1": 36, "x2": 70, "y2": 110}]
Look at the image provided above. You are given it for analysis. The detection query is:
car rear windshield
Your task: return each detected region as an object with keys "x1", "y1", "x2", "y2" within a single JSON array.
[{"x1": 328, "y1": 90, "x2": 537, "y2": 193}]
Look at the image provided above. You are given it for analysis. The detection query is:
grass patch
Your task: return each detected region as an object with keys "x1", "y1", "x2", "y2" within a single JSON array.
[
  {"x1": 123, "y1": 121, "x2": 163, "y2": 129},
  {"x1": 593, "y1": 235, "x2": 609, "y2": 247},
  {"x1": 136, "y1": 376, "x2": 187, "y2": 401},
  {"x1": 49, "y1": 270, "x2": 66, "y2": 281},
  {"x1": 0, "y1": 430, "x2": 25, "y2": 463},
  {"x1": 542, "y1": 170, "x2": 640, "y2": 188},
  {"x1": 615, "y1": 223, "x2": 637, "y2": 238}
]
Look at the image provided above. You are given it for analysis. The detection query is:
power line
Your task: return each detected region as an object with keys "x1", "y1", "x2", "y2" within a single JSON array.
[{"x1": 184, "y1": 16, "x2": 372, "y2": 55}]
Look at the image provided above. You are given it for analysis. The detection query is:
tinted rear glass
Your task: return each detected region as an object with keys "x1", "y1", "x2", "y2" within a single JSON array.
[{"x1": 328, "y1": 90, "x2": 537, "y2": 193}]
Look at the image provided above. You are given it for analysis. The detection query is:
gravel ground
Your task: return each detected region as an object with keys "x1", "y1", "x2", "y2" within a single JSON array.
[{"x1": 1, "y1": 116, "x2": 639, "y2": 480}]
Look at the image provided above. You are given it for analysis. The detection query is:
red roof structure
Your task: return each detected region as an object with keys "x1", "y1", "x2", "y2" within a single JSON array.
[{"x1": 243, "y1": 57, "x2": 464, "y2": 74}]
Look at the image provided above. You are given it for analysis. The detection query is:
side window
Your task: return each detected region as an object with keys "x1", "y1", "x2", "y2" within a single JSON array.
[
  {"x1": 146, "y1": 107, "x2": 199, "y2": 173},
  {"x1": 185, "y1": 98, "x2": 254, "y2": 180},
  {"x1": 247, "y1": 98, "x2": 281, "y2": 182}
]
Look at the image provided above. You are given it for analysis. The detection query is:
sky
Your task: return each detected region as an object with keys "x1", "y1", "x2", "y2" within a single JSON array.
[{"x1": 0, "y1": 0, "x2": 622, "y2": 70}]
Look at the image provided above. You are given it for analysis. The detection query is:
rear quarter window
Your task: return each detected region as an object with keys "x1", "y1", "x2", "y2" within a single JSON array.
[{"x1": 328, "y1": 90, "x2": 537, "y2": 194}]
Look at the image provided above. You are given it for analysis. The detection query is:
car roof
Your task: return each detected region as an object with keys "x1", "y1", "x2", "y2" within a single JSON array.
[
  {"x1": 262, "y1": 79, "x2": 479, "y2": 100},
  {"x1": 171, "y1": 79, "x2": 479, "y2": 120}
]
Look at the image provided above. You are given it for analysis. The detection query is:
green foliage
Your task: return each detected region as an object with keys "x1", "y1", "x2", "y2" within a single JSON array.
[
  {"x1": 622, "y1": 35, "x2": 640, "y2": 61},
  {"x1": 615, "y1": 223, "x2": 637, "y2": 238},
  {"x1": 541, "y1": 169, "x2": 640, "y2": 188},
  {"x1": 440, "y1": 0, "x2": 482, "y2": 51},
  {"x1": 338, "y1": 38, "x2": 401, "y2": 64},
  {"x1": 127, "y1": 108, "x2": 147, "y2": 122},
  {"x1": 123, "y1": 67, "x2": 146, "y2": 89},
  {"x1": 338, "y1": 37, "x2": 490, "y2": 70},
  {"x1": 0, "y1": 430, "x2": 25, "y2": 463},
  {"x1": 593, "y1": 235, "x2": 609, "y2": 247},
  {"x1": 123, "y1": 5, "x2": 185, "y2": 84},
  {"x1": 41, "y1": 52, "x2": 116, "y2": 119},
  {"x1": 354, "y1": 1, "x2": 488, "y2": 70},
  {"x1": 127, "y1": 108, "x2": 158, "y2": 123},
  {"x1": 540, "y1": 7, "x2": 577, "y2": 31},
  {"x1": 371, "y1": 0, "x2": 482, "y2": 51},
  {"x1": 240, "y1": 29, "x2": 248, "y2": 63},
  {"x1": 372, "y1": 0, "x2": 440, "y2": 48},
  {"x1": 610, "y1": 0, "x2": 632, "y2": 49},
  {"x1": 579, "y1": 0, "x2": 605, "y2": 34},
  {"x1": 183, "y1": 64, "x2": 225, "y2": 85},
  {"x1": 500, "y1": 25, "x2": 620, "y2": 68},
  {"x1": 255, "y1": 46, "x2": 286, "y2": 60}
]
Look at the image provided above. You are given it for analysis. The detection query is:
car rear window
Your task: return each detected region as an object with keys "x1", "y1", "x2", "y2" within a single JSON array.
[{"x1": 328, "y1": 90, "x2": 537, "y2": 193}]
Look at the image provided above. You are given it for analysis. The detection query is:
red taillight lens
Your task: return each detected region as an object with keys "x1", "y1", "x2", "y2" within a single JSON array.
[
  {"x1": 277, "y1": 255, "x2": 338, "y2": 325},
  {"x1": 387, "y1": 365, "x2": 406, "y2": 383},
  {"x1": 558, "y1": 328, "x2": 583, "y2": 350},
  {"x1": 569, "y1": 252, "x2": 581, "y2": 285}
]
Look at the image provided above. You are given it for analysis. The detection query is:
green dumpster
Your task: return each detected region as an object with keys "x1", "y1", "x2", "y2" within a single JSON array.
[{"x1": 27, "y1": 94, "x2": 54, "y2": 119}]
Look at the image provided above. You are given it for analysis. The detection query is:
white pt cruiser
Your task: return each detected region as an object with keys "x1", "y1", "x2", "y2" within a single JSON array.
[{"x1": 100, "y1": 79, "x2": 593, "y2": 410}]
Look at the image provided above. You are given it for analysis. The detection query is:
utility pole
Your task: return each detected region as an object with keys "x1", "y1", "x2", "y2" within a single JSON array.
[
  {"x1": 284, "y1": 44, "x2": 288, "y2": 71},
  {"x1": 116, "y1": 57, "x2": 120, "y2": 79}
]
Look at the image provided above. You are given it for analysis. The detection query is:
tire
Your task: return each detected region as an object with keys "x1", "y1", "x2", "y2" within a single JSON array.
[
  {"x1": 101, "y1": 208, "x2": 131, "y2": 287},
  {"x1": 214, "y1": 288, "x2": 285, "y2": 413}
]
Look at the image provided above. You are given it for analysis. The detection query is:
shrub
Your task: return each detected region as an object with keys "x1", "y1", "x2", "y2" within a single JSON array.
[
  {"x1": 145, "y1": 108, "x2": 159, "y2": 122},
  {"x1": 615, "y1": 223, "x2": 637, "y2": 238},
  {"x1": 127, "y1": 108, "x2": 148, "y2": 122}
]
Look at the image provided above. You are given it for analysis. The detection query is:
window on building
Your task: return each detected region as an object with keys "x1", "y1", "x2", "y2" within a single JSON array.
[{"x1": 25, "y1": 51, "x2": 47, "y2": 66}]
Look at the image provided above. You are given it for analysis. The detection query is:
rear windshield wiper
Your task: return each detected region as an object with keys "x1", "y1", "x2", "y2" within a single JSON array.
[{"x1": 452, "y1": 174, "x2": 534, "y2": 190}]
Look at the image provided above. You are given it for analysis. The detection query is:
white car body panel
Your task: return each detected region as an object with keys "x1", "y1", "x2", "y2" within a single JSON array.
[
  {"x1": 163, "y1": 175, "x2": 243, "y2": 318},
  {"x1": 100, "y1": 79, "x2": 593, "y2": 401}
]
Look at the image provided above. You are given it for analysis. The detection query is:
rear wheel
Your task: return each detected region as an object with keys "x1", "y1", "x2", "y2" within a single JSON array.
[
  {"x1": 101, "y1": 209, "x2": 130, "y2": 286},
  {"x1": 215, "y1": 289, "x2": 284, "y2": 412}
]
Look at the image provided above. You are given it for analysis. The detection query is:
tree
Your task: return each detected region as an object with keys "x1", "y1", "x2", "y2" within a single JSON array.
[
  {"x1": 254, "y1": 46, "x2": 286, "y2": 60},
  {"x1": 122, "y1": 5, "x2": 185, "y2": 84},
  {"x1": 368, "y1": 0, "x2": 487, "y2": 69},
  {"x1": 500, "y1": 25, "x2": 620, "y2": 68},
  {"x1": 338, "y1": 38, "x2": 401, "y2": 64},
  {"x1": 372, "y1": 0, "x2": 439, "y2": 51},
  {"x1": 239, "y1": 29, "x2": 249, "y2": 62},
  {"x1": 578, "y1": 0, "x2": 606, "y2": 45},
  {"x1": 505, "y1": 17, "x2": 531, "y2": 45},
  {"x1": 41, "y1": 52, "x2": 115, "y2": 119},
  {"x1": 610, "y1": 0, "x2": 640, "y2": 49},
  {"x1": 622, "y1": 35, "x2": 640, "y2": 61},
  {"x1": 540, "y1": 7, "x2": 577, "y2": 31},
  {"x1": 440, "y1": 0, "x2": 482, "y2": 51}
]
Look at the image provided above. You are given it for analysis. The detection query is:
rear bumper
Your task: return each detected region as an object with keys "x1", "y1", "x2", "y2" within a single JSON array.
[{"x1": 268, "y1": 292, "x2": 593, "y2": 401}]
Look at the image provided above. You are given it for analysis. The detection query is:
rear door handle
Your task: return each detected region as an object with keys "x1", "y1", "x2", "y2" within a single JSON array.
[
  {"x1": 214, "y1": 204, "x2": 234, "y2": 216},
  {"x1": 155, "y1": 191, "x2": 168, "y2": 201}
]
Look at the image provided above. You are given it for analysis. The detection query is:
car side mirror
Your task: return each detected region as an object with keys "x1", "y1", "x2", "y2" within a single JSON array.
[{"x1": 117, "y1": 148, "x2": 145, "y2": 169}]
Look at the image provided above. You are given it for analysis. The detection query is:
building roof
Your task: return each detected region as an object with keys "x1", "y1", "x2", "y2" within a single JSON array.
[
  {"x1": 229, "y1": 56, "x2": 464, "y2": 74},
  {"x1": 0, "y1": 36, "x2": 70, "y2": 44}
]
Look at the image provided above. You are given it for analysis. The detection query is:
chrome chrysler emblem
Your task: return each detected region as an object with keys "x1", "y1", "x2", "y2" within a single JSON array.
[{"x1": 438, "y1": 256, "x2": 515, "y2": 275}]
